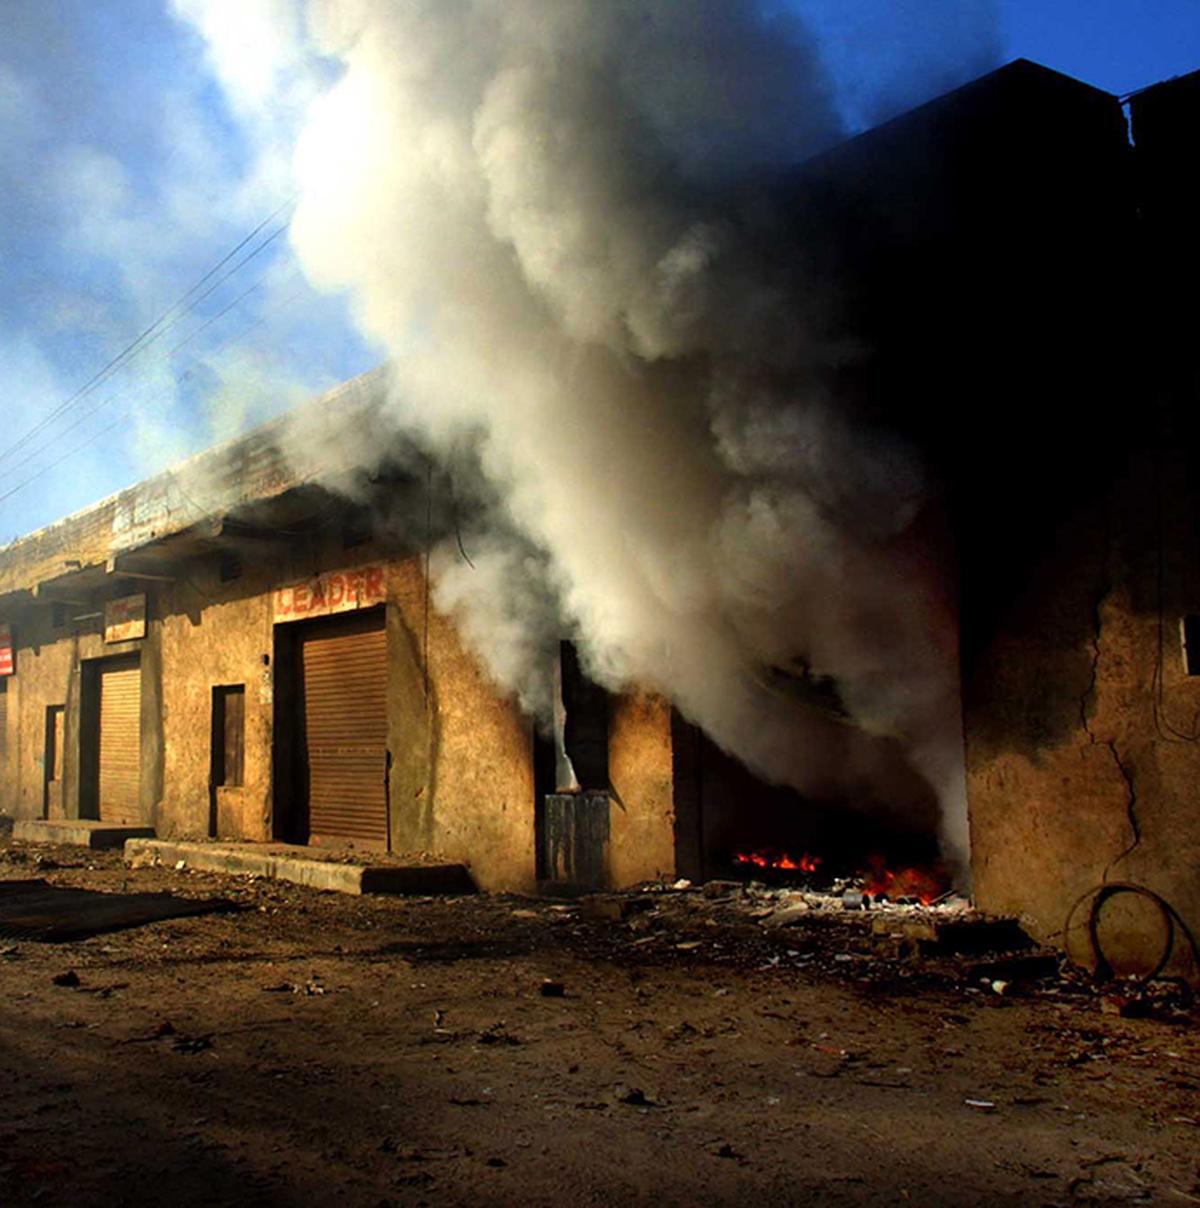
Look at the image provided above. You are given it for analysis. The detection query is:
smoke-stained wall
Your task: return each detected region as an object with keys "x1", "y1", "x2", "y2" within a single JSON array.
[
  {"x1": 966, "y1": 67, "x2": 1200, "y2": 982},
  {"x1": 967, "y1": 448, "x2": 1200, "y2": 982},
  {"x1": 386, "y1": 555, "x2": 538, "y2": 893},
  {"x1": 608, "y1": 691, "x2": 677, "y2": 886},
  {"x1": 284, "y1": 0, "x2": 977, "y2": 873}
]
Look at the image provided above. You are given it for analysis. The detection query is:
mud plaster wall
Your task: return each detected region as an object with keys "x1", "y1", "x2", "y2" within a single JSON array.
[
  {"x1": 0, "y1": 679, "x2": 11, "y2": 815},
  {"x1": 384, "y1": 561, "x2": 681, "y2": 892},
  {"x1": 0, "y1": 529, "x2": 681, "y2": 897},
  {"x1": 158, "y1": 560, "x2": 275, "y2": 841},
  {"x1": 264, "y1": 530, "x2": 536, "y2": 892},
  {"x1": 9, "y1": 614, "x2": 73, "y2": 821},
  {"x1": 966, "y1": 449, "x2": 1200, "y2": 981},
  {"x1": 385, "y1": 558, "x2": 537, "y2": 894},
  {"x1": 0, "y1": 600, "x2": 162, "y2": 826},
  {"x1": 608, "y1": 691, "x2": 677, "y2": 886}
]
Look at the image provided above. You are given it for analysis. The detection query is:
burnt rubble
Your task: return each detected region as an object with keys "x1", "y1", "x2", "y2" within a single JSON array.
[{"x1": 548, "y1": 878, "x2": 1196, "y2": 1023}]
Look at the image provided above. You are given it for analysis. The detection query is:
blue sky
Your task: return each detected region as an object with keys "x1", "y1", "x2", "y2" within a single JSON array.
[
  {"x1": 1, "y1": 0, "x2": 1196, "y2": 542},
  {"x1": 1004, "y1": 0, "x2": 1200, "y2": 94}
]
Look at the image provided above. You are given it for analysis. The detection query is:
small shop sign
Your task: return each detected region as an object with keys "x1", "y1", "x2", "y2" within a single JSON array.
[
  {"x1": 274, "y1": 565, "x2": 386, "y2": 624},
  {"x1": 104, "y1": 594, "x2": 147, "y2": 643},
  {"x1": 0, "y1": 624, "x2": 13, "y2": 676}
]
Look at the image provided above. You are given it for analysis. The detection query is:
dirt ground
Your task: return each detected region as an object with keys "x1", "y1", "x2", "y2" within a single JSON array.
[{"x1": 0, "y1": 837, "x2": 1196, "y2": 1208}]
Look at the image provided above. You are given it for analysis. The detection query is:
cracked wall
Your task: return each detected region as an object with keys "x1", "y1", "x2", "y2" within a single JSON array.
[{"x1": 965, "y1": 446, "x2": 1200, "y2": 981}]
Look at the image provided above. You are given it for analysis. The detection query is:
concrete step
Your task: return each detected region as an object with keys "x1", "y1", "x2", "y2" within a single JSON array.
[
  {"x1": 124, "y1": 838, "x2": 476, "y2": 897},
  {"x1": 13, "y1": 819, "x2": 156, "y2": 850}
]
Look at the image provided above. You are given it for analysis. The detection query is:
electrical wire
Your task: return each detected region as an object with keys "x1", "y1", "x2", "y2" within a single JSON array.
[
  {"x1": 0, "y1": 417, "x2": 126, "y2": 507},
  {"x1": 448, "y1": 475, "x2": 475, "y2": 568},
  {"x1": 167, "y1": 266, "x2": 301, "y2": 360},
  {"x1": 0, "y1": 283, "x2": 310, "y2": 511},
  {"x1": 1063, "y1": 881, "x2": 1200, "y2": 985},
  {"x1": 0, "y1": 199, "x2": 295, "y2": 474},
  {"x1": 18, "y1": 280, "x2": 305, "y2": 476}
]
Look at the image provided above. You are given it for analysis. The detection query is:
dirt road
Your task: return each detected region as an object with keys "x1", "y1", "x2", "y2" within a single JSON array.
[{"x1": 0, "y1": 838, "x2": 1196, "y2": 1207}]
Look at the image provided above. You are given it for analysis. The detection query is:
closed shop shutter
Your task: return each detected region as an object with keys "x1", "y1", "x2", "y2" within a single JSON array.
[
  {"x1": 98, "y1": 659, "x2": 141, "y2": 824},
  {"x1": 301, "y1": 611, "x2": 388, "y2": 849}
]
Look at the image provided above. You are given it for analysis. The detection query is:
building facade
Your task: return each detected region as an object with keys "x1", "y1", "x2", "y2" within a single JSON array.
[
  {"x1": 1, "y1": 60, "x2": 1197, "y2": 981},
  {"x1": 0, "y1": 373, "x2": 680, "y2": 893}
]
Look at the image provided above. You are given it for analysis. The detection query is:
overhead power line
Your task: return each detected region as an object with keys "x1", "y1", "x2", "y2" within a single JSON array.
[
  {"x1": 0, "y1": 283, "x2": 310, "y2": 510},
  {"x1": 0, "y1": 417, "x2": 126, "y2": 508},
  {"x1": 13, "y1": 261, "x2": 306, "y2": 479},
  {"x1": 0, "y1": 197, "x2": 295, "y2": 473},
  {"x1": 167, "y1": 264, "x2": 301, "y2": 359}
]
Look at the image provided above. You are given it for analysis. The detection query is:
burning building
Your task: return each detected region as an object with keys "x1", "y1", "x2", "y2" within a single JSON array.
[{"x1": 0, "y1": 58, "x2": 1196, "y2": 983}]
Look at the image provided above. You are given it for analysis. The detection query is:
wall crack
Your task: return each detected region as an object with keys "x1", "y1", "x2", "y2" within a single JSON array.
[
  {"x1": 1077, "y1": 496, "x2": 1140, "y2": 879},
  {"x1": 1079, "y1": 496, "x2": 1112, "y2": 744},
  {"x1": 1102, "y1": 738, "x2": 1141, "y2": 880}
]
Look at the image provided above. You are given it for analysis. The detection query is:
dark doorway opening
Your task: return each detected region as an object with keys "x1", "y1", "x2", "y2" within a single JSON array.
[
  {"x1": 43, "y1": 704, "x2": 64, "y2": 820},
  {"x1": 670, "y1": 712, "x2": 942, "y2": 888},
  {"x1": 536, "y1": 641, "x2": 612, "y2": 891},
  {"x1": 209, "y1": 685, "x2": 245, "y2": 837}
]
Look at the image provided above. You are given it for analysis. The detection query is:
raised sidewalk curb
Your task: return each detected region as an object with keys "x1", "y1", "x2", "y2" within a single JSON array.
[
  {"x1": 13, "y1": 819, "x2": 155, "y2": 850},
  {"x1": 123, "y1": 838, "x2": 476, "y2": 896}
]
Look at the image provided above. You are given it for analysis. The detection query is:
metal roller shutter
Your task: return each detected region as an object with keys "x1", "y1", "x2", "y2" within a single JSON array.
[
  {"x1": 98, "y1": 659, "x2": 142, "y2": 824},
  {"x1": 301, "y1": 611, "x2": 388, "y2": 849}
]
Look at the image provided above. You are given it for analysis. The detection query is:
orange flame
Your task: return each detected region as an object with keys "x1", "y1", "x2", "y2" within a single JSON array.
[
  {"x1": 733, "y1": 850, "x2": 823, "y2": 874},
  {"x1": 860, "y1": 856, "x2": 947, "y2": 905}
]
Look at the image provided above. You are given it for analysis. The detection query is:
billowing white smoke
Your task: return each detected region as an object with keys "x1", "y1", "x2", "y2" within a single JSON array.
[{"x1": 285, "y1": 0, "x2": 971, "y2": 868}]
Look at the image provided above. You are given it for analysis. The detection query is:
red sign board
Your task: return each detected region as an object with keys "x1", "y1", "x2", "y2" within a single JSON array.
[
  {"x1": 0, "y1": 624, "x2": 12, "y2": 677},
  {"x1": 274, "y1": 565, "x2": 387, "y2": 624}
]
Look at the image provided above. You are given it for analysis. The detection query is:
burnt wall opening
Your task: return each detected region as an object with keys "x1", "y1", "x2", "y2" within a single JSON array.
[
  {"x1": 671, "y1": 711, "x2": 942, "y2": 888},
  {"x1": 535, "y1": 640, "x2": 613, "y2": 892}
]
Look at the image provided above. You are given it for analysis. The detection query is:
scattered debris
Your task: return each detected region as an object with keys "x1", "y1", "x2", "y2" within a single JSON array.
[
  {"x1": 122, "y1": 1021, "x2": 177, "y2": 1045},
  {"x1": 702, "y1": 880, "x2": 742, "y2": 899},
  {"x1": 1, "y1": 833, "x2": 1198, "y2": 1206},
  {"x1": 763, "y1": 904, "x2": 810, "y2": 928},
  {"x1": 380, "y1": 1141, "x2": 463, "y2": 1162},
  {"x1": 1100, "y1": 981, "x2": 1194, "y2": 1023},
  {"x1": 52, "y1": 970, "x2": 80, "y2": 988},
  {"x1": 477, "y1": 1023, "x2": 521, "y2": 1047},
  {"x1": 966, "y1": 954, "x2": 1060, "y2": 984},
  {"x1": 612, "y1": 1084, "x2": 656, "y2": 1107},
  {"x1": 171, "y1": 1033, "x2": 214, "y2": 1055}
]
